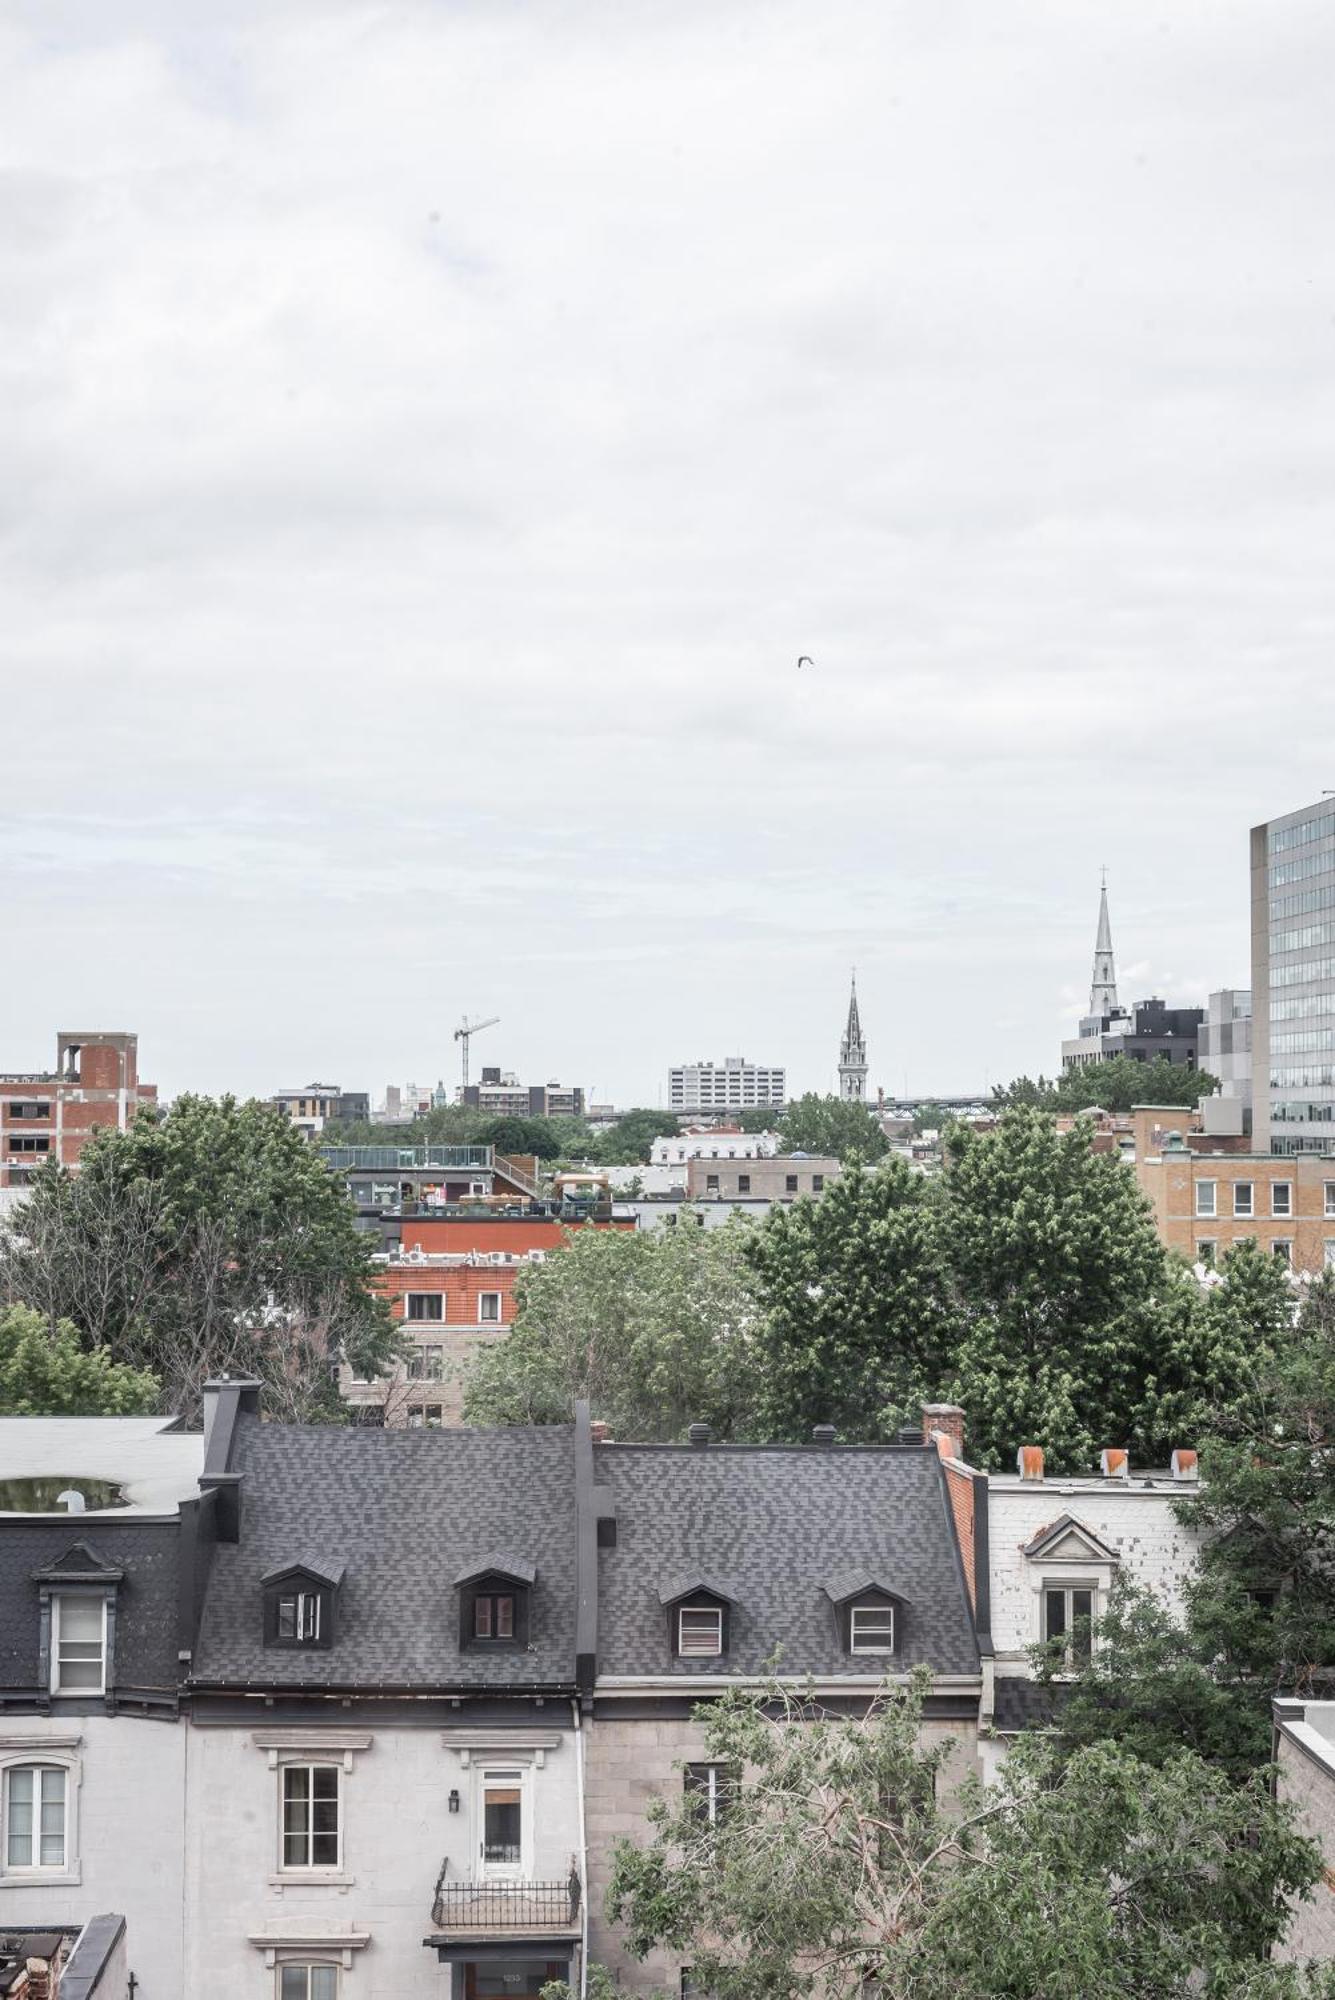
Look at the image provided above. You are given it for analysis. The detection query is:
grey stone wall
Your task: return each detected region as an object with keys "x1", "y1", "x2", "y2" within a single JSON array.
[{"x1": 1277, "y1": 1731, "x2": 1335, "y2": 1961}]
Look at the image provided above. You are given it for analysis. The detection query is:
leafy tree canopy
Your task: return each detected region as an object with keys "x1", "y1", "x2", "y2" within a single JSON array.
[
  {"x1": 462, "y1": 1215, "x2": 763, "y2": 1439},
  {"x1": 747, "y1": 1160, "x2": 951, "y2": 1442},
  {"x1": 591, "y1": 1108, "x2": 682, "y2": 1167},
  {"x1": 0, "y1": 1304, "x2": 160, "y2": 1416},
  {"x1": 993, "y1": 1057, "x2": 1219, "y2": 1115},
  {"x1": 578, "y1": 1673, "x2": 1331, "y2": 2000},
  {"x1": 778, "y1": 1093, "x2": 889, "y2": 1163},
  {"x1": 0, "y1": 1097, "x2": 399, "y2": 1420}
]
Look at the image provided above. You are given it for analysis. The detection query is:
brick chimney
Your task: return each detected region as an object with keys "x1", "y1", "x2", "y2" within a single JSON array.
[
  {"x1": 1017, "y1": 1445, "x2": 1044, "y2": 1481},
  {"x1": 590, "y1": 1421, "x2": 612, "y2": 1444},
  {"x1": 1100, "y1": 1448, "x2": 1129, "y2": 1480},
  {"x1": 921, "y1": 1403, "x2": 965, "y2": 1460},
  {"x1": 1171, "y1": 1448, "x2": 1198, "y2": 1483}
]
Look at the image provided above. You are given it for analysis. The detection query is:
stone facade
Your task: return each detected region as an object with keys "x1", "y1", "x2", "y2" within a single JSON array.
[{"x1": 1275, "y1": 1701, "x2": 1335, "y2": 1963}]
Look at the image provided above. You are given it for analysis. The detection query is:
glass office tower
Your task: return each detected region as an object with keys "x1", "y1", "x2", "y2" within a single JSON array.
[{"x1": 1251, "y1": 798, "x2": 1335, "y2": 1155}]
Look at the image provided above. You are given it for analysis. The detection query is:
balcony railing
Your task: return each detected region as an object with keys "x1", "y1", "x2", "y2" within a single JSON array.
[
  {"x1": 430, "y1": 1861, "x2": 582, "y2": 1936},
  {"x1": 321, "y1": 1145, "x2": 495, "y2": 1171}
]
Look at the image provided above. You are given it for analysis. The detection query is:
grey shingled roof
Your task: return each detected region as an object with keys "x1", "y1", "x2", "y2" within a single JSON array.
[
  {"x1": 0, "y1": 1520, "x2": 180, "y2": 1695},
  {"x1": 596, "y1": 1444, "x2": 978, "y2": 1679},
  {"x1": 192, "y1": 1416, "x2": 577, "y2": 1688}
]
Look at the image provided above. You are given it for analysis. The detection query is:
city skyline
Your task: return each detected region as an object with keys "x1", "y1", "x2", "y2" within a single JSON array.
[{"x1": 5, "y1": 1, "x2": 1331, "y2": 1104}]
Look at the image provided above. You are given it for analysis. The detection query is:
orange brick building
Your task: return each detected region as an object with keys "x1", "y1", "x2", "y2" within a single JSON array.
[
  {"x1": 343, "y1": 1253, "x2": 529, "y2": 1428},
  {"x1": 0, "y1": 1031, "x2": 157, "y2": 1189},
  {"x1": 1134, "y1": 1129, "x2": 1335, "y2": 1273}
]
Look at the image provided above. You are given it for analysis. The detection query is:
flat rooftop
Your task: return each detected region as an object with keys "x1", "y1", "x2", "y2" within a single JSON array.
[{"x1": 0, "y1": 1415, "x2": 203, "y2": 1515}]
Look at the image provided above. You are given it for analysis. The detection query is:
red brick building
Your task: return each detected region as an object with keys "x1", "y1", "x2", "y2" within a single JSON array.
[{"x1": 0, "y1": 1031, "x2": 157, "y2": 1189}]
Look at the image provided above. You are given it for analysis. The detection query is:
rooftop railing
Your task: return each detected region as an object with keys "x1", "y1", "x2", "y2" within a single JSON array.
[{"x1": 321, "y1": 1145, "x2": 495, "y2": 1171}]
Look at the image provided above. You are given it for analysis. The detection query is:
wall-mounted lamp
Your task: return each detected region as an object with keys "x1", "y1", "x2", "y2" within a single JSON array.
[{"x1": 448, "y1": 1789, "x2": 460, "y2": 1814}]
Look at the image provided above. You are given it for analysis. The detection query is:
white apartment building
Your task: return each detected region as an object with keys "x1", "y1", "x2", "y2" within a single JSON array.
[
  {"x1": 667, "y1": 1057, "x2": 786, "y2": 1115},
  {"x1": 648, "y1": 1130, "x2": 780, "y2": 1166}
]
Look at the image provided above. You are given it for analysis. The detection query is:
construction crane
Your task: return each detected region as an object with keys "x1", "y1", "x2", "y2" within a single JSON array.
[{"x1": 453, "y1": 1014, "x2": 499, "y2": 1092}]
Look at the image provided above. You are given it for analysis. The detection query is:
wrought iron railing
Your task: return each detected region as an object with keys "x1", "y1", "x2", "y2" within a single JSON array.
[{"x1": 430, "y1": 1860, "x2": 582, "y2": 1934}]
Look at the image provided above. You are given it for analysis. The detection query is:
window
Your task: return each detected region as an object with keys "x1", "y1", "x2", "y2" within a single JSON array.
[
  {"x1": 705, "y1": 1174, "x2": 719, "y2": 1193},
  {"x1": 785, "y1": 1174, "x2": 798, "y2": 1194},
  {"x1": 1198, "y1": 1241, "x2": 1216, "y2": 1266},
  {"x1": 1043, "y1": 1586, "x2": 1094, "y2": 1667},
  {"x1": 8, "y1": 1101, "x2": 50, "y2": 1120},
  {"x1": 478, "y1": 1292, "x2": 502, "y2": 1322},
  {"x1": 812, "y1": 1174, "x2": 824, "y2": 1192},
  {"x1": 277, "y1": 1590, "x2": 323, "y2": 1643},
  {"x1": 1326, "y1": 1183, "x2": 1335, "y2": 1218},
  {"x1": 52, "y1": 1596, "x2": 105, "y2": 1694},
  {"x1": 1234, "y1": 1182, "x2": 1254, "y2": 1218},
  {"x1": 849, "y1": 1601, "x2": 896, "y2": 1654},
  {"x1": 408, "y1": 1345, "x2": 443, "y2": 1380},
  {"x1": 406, "y1": 1293, "x2": 443, "y2": 1321},
  {"x1": 6, "y1": 1134, "x2": 50, "y2": 1154},
  {"x1": 279, "y1": 1967, "x2": 337, "y2": 2000},
  {"x1": 677, "y1": 1604, "x2": 724, "y2": 1657},
  {"x1": 1327, "y1": 1240, "x2": 1335, "y2": 1270},
  {"x1": 1195, "y1": 1181, "x2": 1217, "y2": 1218},
  {"x1": 4, "y1": 1766, "x2": 65, "y2": 1870},
  {"x1": 684, "y1": 1762, "x2": 737, "y2": 1824},
  {"x1": 473, "y1": 1592, "x2": 515, "y2": 1641},
  {"x1": 1273, "y1": 1241, "x2": 1293, "y2": 1267},
  {"x1": 281, "y1": 1764, "x2": 340, "y2": 1869},
  {"x1": 1272, "y1": 1182, "x2": 1293, "y2": 1218},
  {"x1": 407, "y1": 1404, "x2": 444, "y2": 1428},
  {"x1": 481, "y1": 1769, "x2": 523, "y2": 1868},
  {"x1": 737, "y1": 1174, "x2": 750, "y2": 1193}
]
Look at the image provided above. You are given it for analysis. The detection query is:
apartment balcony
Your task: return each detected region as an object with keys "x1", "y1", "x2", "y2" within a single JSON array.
[{"x1": 428, "y1": 1863, "x2": 582, "y2": 1942}]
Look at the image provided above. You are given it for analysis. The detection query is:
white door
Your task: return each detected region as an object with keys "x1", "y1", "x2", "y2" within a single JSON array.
[{"x1": 478, "y1": 1767, "x2": 526, "y2": 1880}]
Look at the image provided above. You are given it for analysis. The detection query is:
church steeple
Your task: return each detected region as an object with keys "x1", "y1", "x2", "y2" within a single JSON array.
[
  {"x1": 1089, "y1": 871, "x2": 1119, "y2": 1021},
  {"x1": 838, "y1": 972, "x2": 869, "y2": 1101}
]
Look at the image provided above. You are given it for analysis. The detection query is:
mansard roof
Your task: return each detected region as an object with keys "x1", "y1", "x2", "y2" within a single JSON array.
[
  {"x1": 192, "y1": 1416, "x2": 578, "y2": 1690},
  {"x1": 0, "y1": 1518, "x2": 180, "y2": 1696},
  {"x1": 596, "y1": 1442, "x2": 978, "y2": 1679}
]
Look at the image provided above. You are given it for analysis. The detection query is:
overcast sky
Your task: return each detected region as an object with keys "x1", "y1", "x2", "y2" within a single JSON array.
[{"x1": 3, "y1": 0, "x2": 1334, "y2": 1107}]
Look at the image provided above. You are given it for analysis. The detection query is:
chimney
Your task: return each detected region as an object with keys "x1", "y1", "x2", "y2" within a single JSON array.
[
  {"x1": 922, "y1": 1403, "x2": 965, "y2": 1459},
  {"x1": 1171, "y1": 1448, "x2": 1199, "y2": 1483},
  {"x1": 811, "y1": 1424, "x2": 837, "y2": 1447},
  {"x1": 1017, "y1": 1445, "x2": 1044, "y2": 1481},
  {"x1": 590, "y1": 1421, "x2": 612, "y2": 1444},
  {"x1": 1100, "y1": 1448, "x2": 1130, "y2": 1480},
  {"x1": 687, "y1": 1422, "x2": 712, "y2": 1449}
]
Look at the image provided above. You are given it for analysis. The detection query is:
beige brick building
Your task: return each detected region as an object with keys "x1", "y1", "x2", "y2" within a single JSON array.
[
  {"x1": 1274, "y1": 1699, "x2": 1335, "y2": 1962},
  {"x1": 1134, "y1": 1129, "x2": 1335, "y2": 1274}
]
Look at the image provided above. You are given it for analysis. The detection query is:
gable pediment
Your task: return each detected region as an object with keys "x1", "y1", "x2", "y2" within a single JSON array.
[
  {"x1": 31, "y1": 1540, "x2": 124, "y2": 1585},
  {"x1": 1023, "y1": 1515, "x2": 1120, "y2": 1565}
]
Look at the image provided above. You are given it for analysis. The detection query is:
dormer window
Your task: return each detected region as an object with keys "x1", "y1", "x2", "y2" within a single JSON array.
[
  {"x1": 822, "y1": 1570, "x2": 905, "y2": 1659},
  {"x1": 678, "y1": 1605, "x2": 723, "y2": 1657},
  {"x1": 849, "y1": 1599, "x2": 896, "y2": 1654},
  {"x1": 659, "y1": 1574, "x2": 736, "y2": 1660},
  {"x1": 263, "y1": 1561, "x2": 344, "y2": 1650},
  {"x1": 456, "y1": 1555, "x2": 536, "y2": 1650}
]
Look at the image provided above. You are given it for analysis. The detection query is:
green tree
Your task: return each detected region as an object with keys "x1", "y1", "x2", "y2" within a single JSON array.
[
  {"x1": 590, "y1": 1674, "x2": 1330, "y2": 2000},
  {"x1": 747, "y1": 1161, "x2": 952, "y2": 1441},
  {"x1": 737, "y1": 1107, "x2": 781, "y2": 1133},
  {"x1": 939, "y1": 1108, "x2": 1182, "y2": 1470},
  {"x1": 462, "y1": 1215, "x2": 764, "y2": 1438},
  {"x1": 592, "y1": 1109, "x2": 681, "y2": 1167},
  {"x1": 0, "y1": 1304, "x2": 160, "y2": 1416},
  {"x1": 476, "y1": 1115, "x2": 563, "y2": 1160},
  {"x1": 912, "y1": 1100, "x2": 950, "y2": 1135},
  {"x1": 993, "y1": 1060, "x2": 1220, "y2": 1115},
  {"x1": 778, "y1": 1093, "x2": 888, "y2": 1163},
  {"x1": 0, "y1": 1097, "x2": 399, "y2": 1420},
  {"x1": 991, "y1": 1075, "x2": 1058, "y2": 1109}
]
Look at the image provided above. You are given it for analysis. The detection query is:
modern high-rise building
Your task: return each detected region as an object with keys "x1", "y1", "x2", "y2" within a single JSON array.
[
  {"x1": 667, "y1": 1056, "x2": 786, "y2": 1115},
  {"x1": 1198, "y1": 990, "x2": 1253, "y2": 1113},
  {"x1": 1251, "y1": 797, "x2": 1335, "y2": 1156},
  {"x1": 838, "y1": 973, "x2": 868, "y2": 1101}
]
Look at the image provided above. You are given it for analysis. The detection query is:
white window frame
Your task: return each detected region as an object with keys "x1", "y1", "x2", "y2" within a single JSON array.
[
  {"x1": 50, "y1": 1595, "x2": 106, "y2": 1697},
  {"x1": 1233, "y1": 1182, "x2": 1254, "y2": 1218},
  {"x1": 277, "y1": 1966, "x2": 340, "y2": 2000},
  {"x1": 677, "y1": 1604, "x2": 724, "y2": 1658},
  {"x1": 3, "y1": 1763, "x2": 67, "y2": 1875},
  {"x1": 1272, "y1": 1181, "x2": 1293, "y2": 1218},
  {"x1": 849, "y1": 1602, "x2": 896, "y2": 1655},
  {"x1": 278, "y1": 1761, "x2": 343, "y2": 1877},
  {"x1": 0, "y1": 1744, "x2": 81, "y2": 1885},
  {"x1": 1195, "y1": 1181, "x2": 1217, "y2": 1218},
  {"x1": 477, "y1": 1763, "x2": 530, "y2": 1880},
  {"x1": 684, "y1": 1761, "x2": 735, "y2": 1824},
  {"x1": 1041, "y1": 1580, "x2": 1098, "y2": 1670},
  {"x1": 477, "y1": 1292, "x2": 503, "y2": 1323},
  {"x1": 1272, "y1": 1240, "x2": 1293, "y2": 1266},
  {"x1": 277, "y1": 1590, "x2": 323, "y2": 1643},
  {"x1": 1325, "y1": 1182, "x2": 1335, "y2": 1219}
]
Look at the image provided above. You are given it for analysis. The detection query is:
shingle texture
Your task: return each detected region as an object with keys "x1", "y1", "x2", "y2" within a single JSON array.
[
  {"x1": 192, "y1": 1416, "x2": 577, "y2": 1688},
  {"x1": 0, "y1": 1520, "x2": 180, "y2": 1694},
  {"x1": 596, "y1": 1444, "x2": 978, "y2": 1678},
  {"x1": 992, "y1": 1677, "x2": 1062, "y2": 1734}
]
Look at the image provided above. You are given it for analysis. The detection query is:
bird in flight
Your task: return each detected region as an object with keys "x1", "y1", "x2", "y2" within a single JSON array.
[{"x1": 797, "y1": 654, "x2": 814, "y2": 669}]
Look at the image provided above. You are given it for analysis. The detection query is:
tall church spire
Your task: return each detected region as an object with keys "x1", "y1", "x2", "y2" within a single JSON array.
[
  {"x1": 1089, "y1": 871, "x2": 1119, "y2": 1021},
  {"x1": 838, "y1": 971, "x2": 869, "y2": 1101}
]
